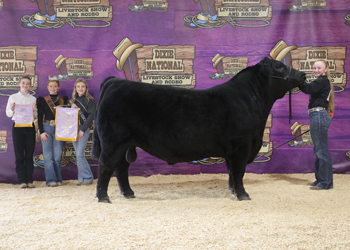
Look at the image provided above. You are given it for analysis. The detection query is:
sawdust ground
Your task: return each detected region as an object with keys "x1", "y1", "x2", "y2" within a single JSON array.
[{"x1": 1, "y1": 173, "x2": 350, "y2": 249}]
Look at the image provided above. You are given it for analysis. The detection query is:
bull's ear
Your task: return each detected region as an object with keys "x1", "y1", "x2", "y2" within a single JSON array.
[
  {"x1": 256, "y1": 57, "x2": 271, "y2": 76},
  {"x1": 259, "y1": 57, "x2": 271, "y2": 65}
]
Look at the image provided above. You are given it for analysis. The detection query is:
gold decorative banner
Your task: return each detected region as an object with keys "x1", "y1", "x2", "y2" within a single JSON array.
[
  {"x1": 14, "y1": 104, "x2": 34, "y2": 127},
  {"x1": 55, "y1": 107, "x2": 79, "y2": 141}
]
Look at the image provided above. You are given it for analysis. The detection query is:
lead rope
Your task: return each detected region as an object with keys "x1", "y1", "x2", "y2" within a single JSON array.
[
  {"x1": 254, "y1": 129, "x2": 310, "y2": 161},
  {"x1": 289, "y1": 88, "x2": 292, "y2": 124},
  {"x1": 268, "y1": 66, "x2": 293, "y2": 123}
]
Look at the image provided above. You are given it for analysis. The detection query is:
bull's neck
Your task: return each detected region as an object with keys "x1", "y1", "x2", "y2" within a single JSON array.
[{"x1": 240, "y1": 72, "x2": 275, "y2": 108}]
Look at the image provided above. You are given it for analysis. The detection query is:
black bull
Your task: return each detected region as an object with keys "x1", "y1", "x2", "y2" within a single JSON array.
[{"x1": 91, "y1": 57, "x2": 306, "y2": 203}]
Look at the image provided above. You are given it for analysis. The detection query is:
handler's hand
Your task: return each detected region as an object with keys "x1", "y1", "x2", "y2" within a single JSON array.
[
  {"x1": 71, "y1": 104, "x2": 77, "y2": 108},
  {"x1": 77, "y1": 130, "x2": 84, "y2": 141},
  {"x1": 41, "y1": 132, "x2": 49, "y2": 143},
  {"x1": 32, "y1": 103, "x2": 37, "y2": 112},
  {"x1": 10, "y1": 102, "x2": 16, "y2": 111}
]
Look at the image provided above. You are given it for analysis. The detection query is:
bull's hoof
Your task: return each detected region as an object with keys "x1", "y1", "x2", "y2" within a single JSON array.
[
  {"x1": 121, "y1": 189, "x2": 135, "y2": 199},
  {"x1": 237, "y1": 194, "x2": 251, "y2": 201},
  {"x1": 124, "y1": 193, "x2": 136, "y2": 199},
  {"x1": 98, "y1": 197, "x2": 112, "y2": 203}
]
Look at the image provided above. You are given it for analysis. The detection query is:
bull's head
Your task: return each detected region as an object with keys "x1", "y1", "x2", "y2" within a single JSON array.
[{"x1": 259, "y1": 57, "x2": 306, "y2": 99}]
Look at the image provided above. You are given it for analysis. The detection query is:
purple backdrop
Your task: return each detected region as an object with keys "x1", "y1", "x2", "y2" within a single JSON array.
[{"x1": 0, "y1": 0, "x2": 349, "y2": 183}]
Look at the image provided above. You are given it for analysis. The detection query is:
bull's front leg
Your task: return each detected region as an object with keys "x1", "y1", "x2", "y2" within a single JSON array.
[
  {"x1": 228, "y1": 171, "x2": 235, "y2": 194},
  {"x1": 226, "y1": 157, "x2": 251, "y2": 201}
]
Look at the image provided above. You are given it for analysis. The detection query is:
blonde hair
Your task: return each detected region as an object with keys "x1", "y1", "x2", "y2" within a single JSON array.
[
  {"x1": 316, "y1": 60, "x2": 334, "y2": 115},
  {"x1": 71, "y1": 78, "x2": 94, "y2": 104}
]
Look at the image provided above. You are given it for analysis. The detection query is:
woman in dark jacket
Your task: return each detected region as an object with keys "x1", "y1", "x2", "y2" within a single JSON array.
[
  {"x1": 299, "y1": 60, "x2": 334, "y2": 190},
  {"x1": 70, "y1": 78, "x2": 96, "y2": 185}
]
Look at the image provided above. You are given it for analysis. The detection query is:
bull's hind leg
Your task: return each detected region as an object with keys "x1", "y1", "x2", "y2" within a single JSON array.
[
  {"x1": 228, "y1": 171, "x2": 235, "y2": 194},
  {"x1": 97, "y1": 153, "x2": 115, "y2": 203},
  {"x1": 226, "y1": 157, "x2": 251, "y2": 201},
  {"x1": 97, "y1": 151, "x2": 135, "y2": 202},
  {"x1": 115, "y1": 155, "x2": 135, "y2": 199}
]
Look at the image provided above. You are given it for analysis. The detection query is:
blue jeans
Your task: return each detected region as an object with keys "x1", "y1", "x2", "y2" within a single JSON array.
[
  {"x1": 72, "y1": 126, "x2": 93, "y2": 183},
  {"x1": 309, "y1": 110, "x2": 333, "y2": 189},
  {"x1": 42, "y1": 123, "x2": 64, "y2": 186}
]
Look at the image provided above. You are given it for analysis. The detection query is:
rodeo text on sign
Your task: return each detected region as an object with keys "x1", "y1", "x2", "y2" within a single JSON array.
[
  {"x1": 0, "y1": 76, "x2": 32, "y2": 87},
  {"x1": 305, "y1": 73, "x2": 344, "y2": 84},
  {"x1": 302, "y1": 1, "x2": 326, "y2": 7},
  {"x1": 222, "y1": 0, "x2": 261, "y2": 3},
  {"x1": 60, "y1": 0, "x2": 101, "y2": 4},
  {"x1": 144, "y1": 2, "x2": 168, "y2": 8},
  {"x1": 56, "y1": 7, "x2": 109, "y2": 18},
  {"x1": 142, "y1": 74, "x2": 193, "y2": 86},
  {"x1": 218, "y1": 6, "x2": 269, "y2": 17}
]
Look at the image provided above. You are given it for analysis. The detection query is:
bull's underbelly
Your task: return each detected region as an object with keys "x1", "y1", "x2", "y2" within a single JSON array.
[
  {"x1": 138, "y1": 144, "x2": 225, "y2": 164},
  {"x1": 133, "y1": 129, "x2": 263, "y2": 164}
]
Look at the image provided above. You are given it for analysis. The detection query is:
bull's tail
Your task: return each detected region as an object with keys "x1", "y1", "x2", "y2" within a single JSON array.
[
  {"x1": 91, "y1": 76, "x2": 117, "y2": 160},
  {"x1": 91, "y1": 110, "x2": 101, "y2": 160},
  {"x1": 97, "y1": 76, "x2": 120, "y2": 106}
]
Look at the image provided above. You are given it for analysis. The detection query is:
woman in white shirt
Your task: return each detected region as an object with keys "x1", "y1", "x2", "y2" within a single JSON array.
[{"x1": 6, "y1": 76, "x2": 37, "y2": 188}]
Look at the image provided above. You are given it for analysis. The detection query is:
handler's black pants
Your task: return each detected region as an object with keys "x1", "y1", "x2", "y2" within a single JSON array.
[{"x1": 12, "y1": 123, "x2": 36, "y2": 184}]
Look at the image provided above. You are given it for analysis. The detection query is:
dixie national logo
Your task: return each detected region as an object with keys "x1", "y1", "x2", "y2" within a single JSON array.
[
  {"x1": 0, "y1": 46, "x2": 38, "y2": 96},
  {"x1": 113, "y1": 37, "x2": 196, "y2": 88}
]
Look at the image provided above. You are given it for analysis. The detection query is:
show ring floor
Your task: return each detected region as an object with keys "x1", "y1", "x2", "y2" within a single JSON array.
[{"x1": 1, "y1": 173, "x2": 350, "y2": 249}]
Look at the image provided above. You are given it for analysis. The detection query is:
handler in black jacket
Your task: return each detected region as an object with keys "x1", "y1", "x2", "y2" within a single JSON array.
[{"x1": 299, "y1": 60, "x2": 334, "y2": 190}]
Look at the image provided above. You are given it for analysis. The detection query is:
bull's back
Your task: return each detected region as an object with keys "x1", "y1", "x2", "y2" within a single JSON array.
[
  {"x1": 96, "y1": 78, "x2": 267, "y2": 162},
  {"x1": 97, "y1": 80, "x2": 231, "y2": 155}
]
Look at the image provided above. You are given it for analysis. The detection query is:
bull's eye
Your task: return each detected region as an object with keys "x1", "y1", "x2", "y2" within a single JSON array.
[{"x1": 276, "y1": 65, "x2": 285, "y2": 72}]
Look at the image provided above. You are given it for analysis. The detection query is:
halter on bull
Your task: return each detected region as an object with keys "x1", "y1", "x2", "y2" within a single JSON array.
[{"x1": 92, "y1": 57, "x2": 306, "y2": 203}]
